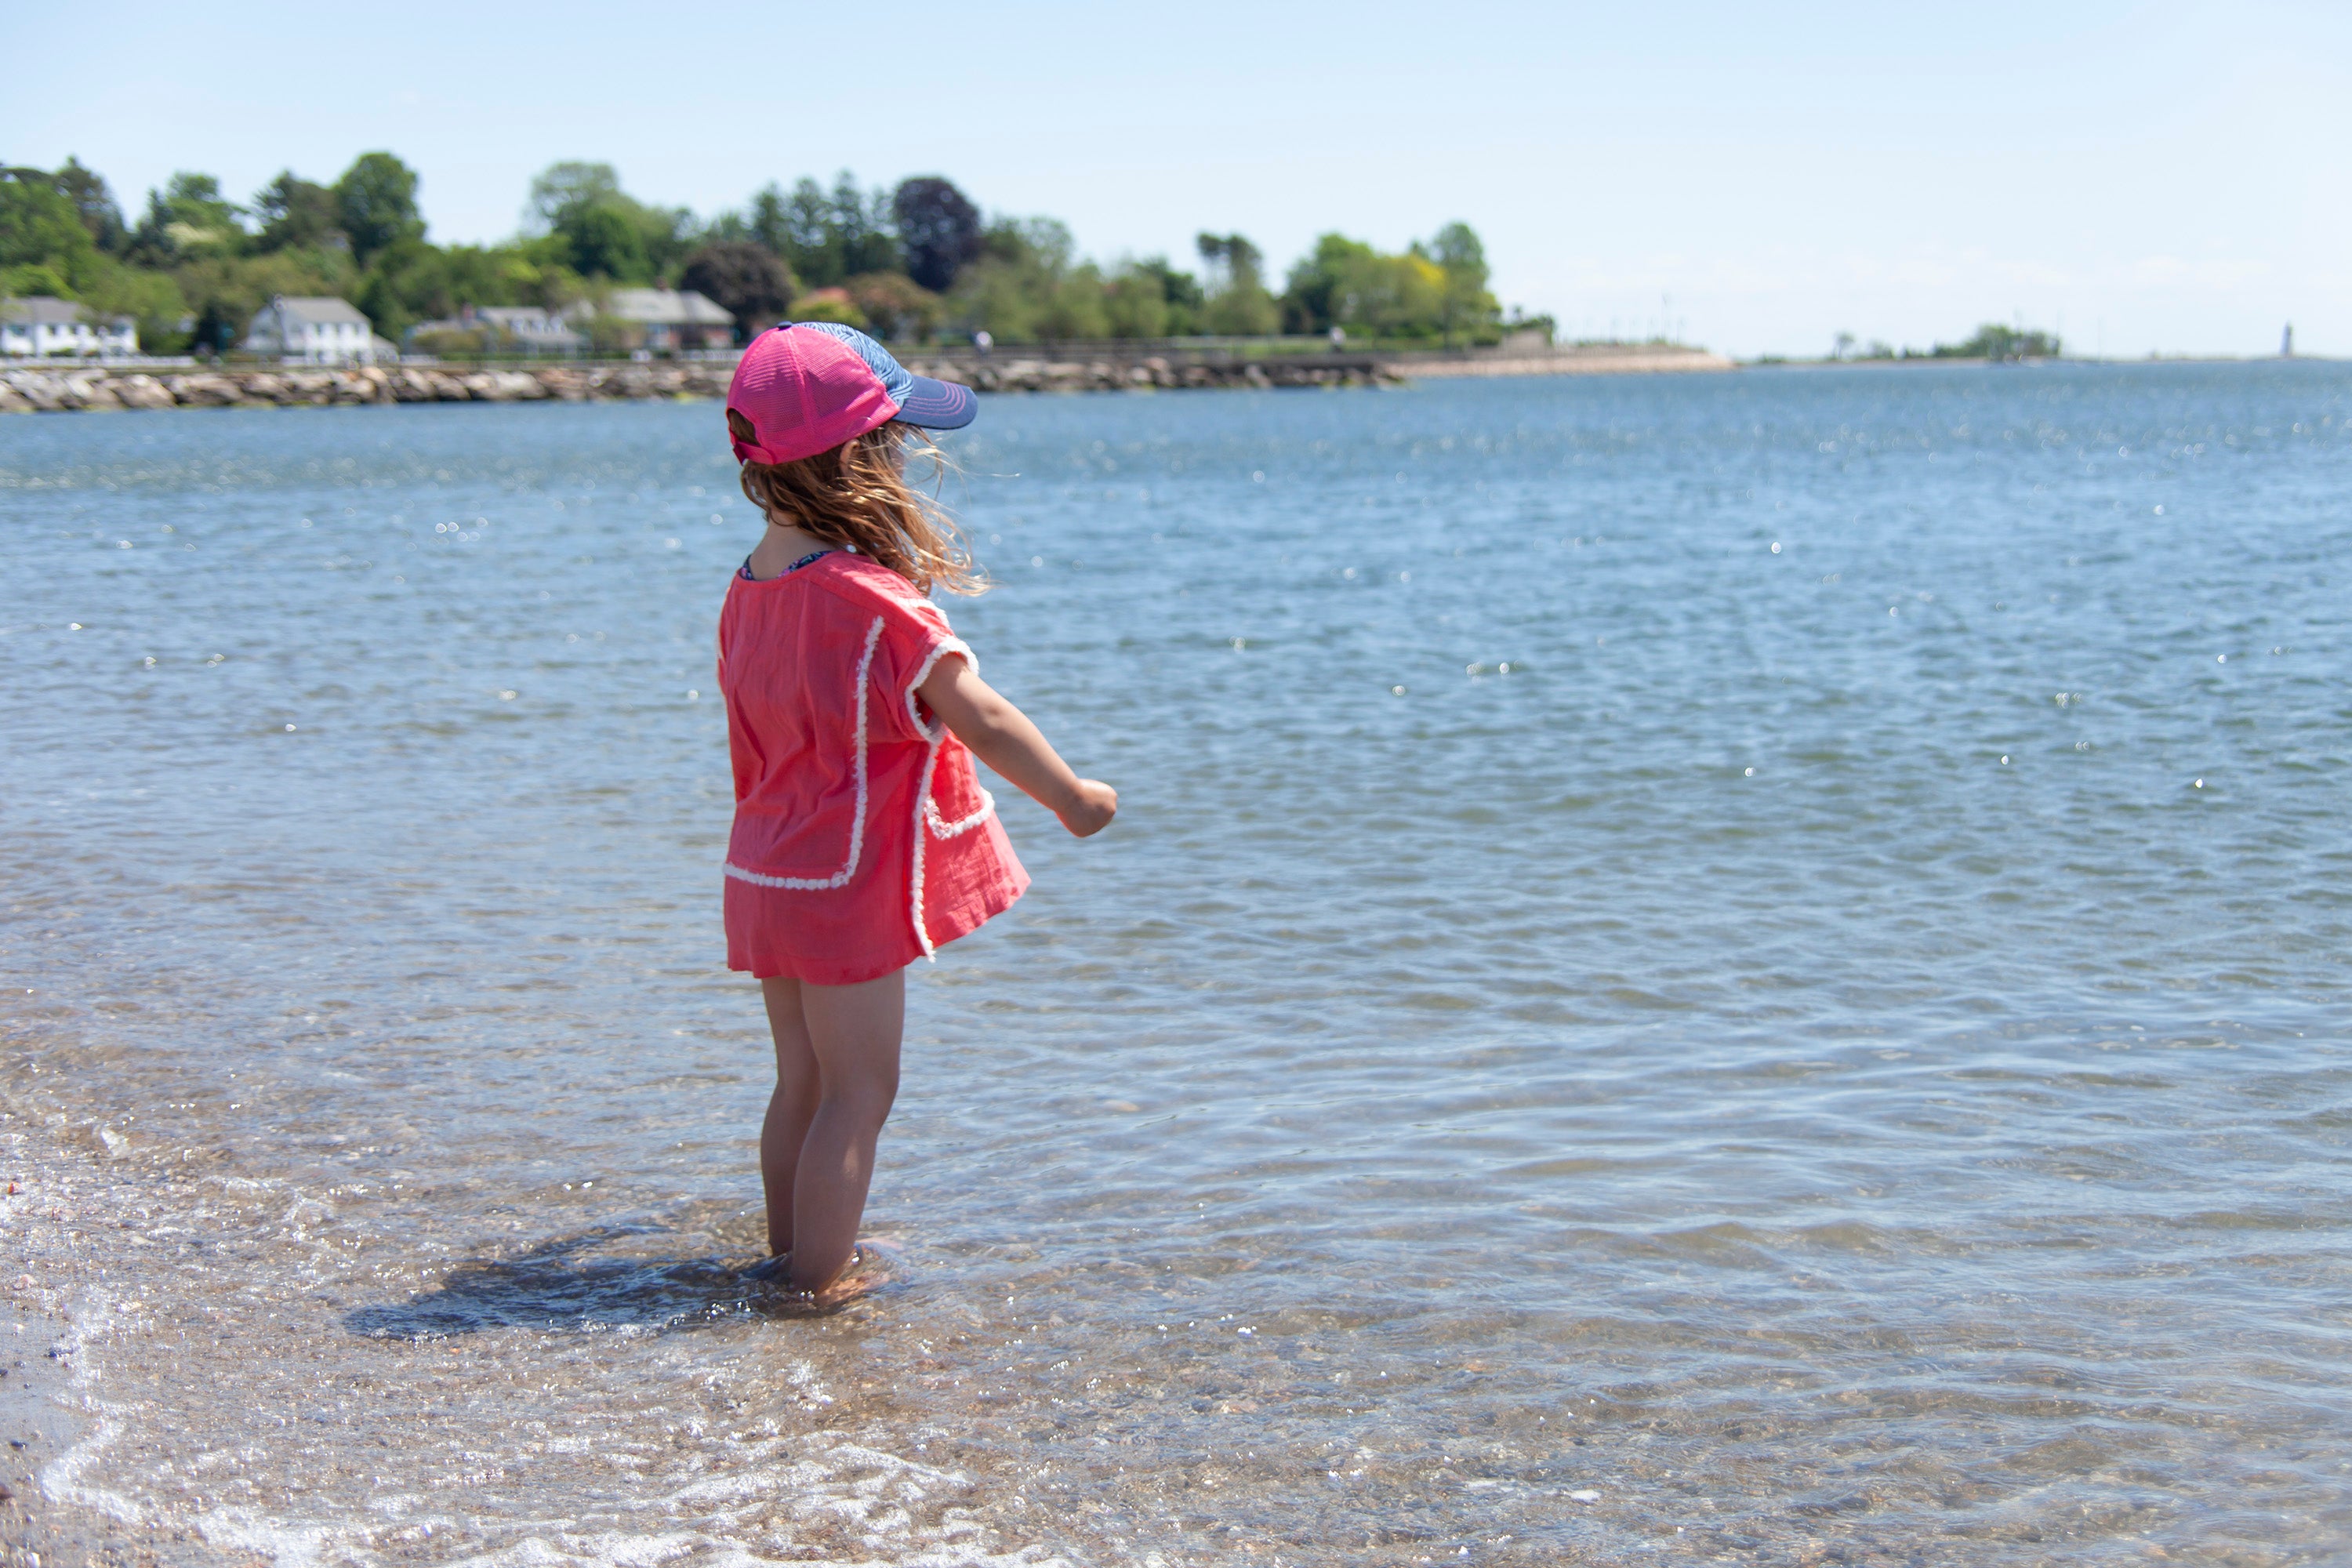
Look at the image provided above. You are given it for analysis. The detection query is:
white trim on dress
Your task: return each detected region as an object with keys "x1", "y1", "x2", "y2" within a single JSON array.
[
  {"x1": 904, "y1": 636, "x2": 997, "y2": 958},
  {"x1": 722, "y1": 615, "x2": 885, "y2": 891},
  {"x1": 723, "y1": 619, "x2": 1000, "y2": 966}
]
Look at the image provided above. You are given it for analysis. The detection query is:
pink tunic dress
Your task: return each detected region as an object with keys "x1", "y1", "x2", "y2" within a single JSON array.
[{"x1": 718, "y1": 552, "x2": 1029, "y2": 985}]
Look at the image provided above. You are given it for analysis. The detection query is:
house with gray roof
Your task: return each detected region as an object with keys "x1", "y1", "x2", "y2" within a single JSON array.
[
  {"x1": 409, "y1": 305, "x2": 588, "y2": 357},
  {"x1": 403, "y1": 304, "x2": 588, "y2": 358},
  {"x1": 602, "y1": 288, "x2": 734, "y2": 351},
  {"x1": 476, "y1": 305, "x2": 587, "y2": 354},
  {"x1": 244, "y1": 296, "x2": 385, "y2": 365},
  {"x1": 2, "y1": 296, "x2": 137, "y2": 357}
]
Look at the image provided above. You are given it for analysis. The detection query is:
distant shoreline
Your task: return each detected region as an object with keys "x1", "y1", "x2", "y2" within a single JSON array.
[
  {"x1": 0, "y1": 341, "x2": 1732, "y2": 413},
  {"x1": 8, "y1": 347, "x2": 2329, "y2": 413},
  {"x1": 1746, "y1": 353, "x2": 2327, "y2": 368}
]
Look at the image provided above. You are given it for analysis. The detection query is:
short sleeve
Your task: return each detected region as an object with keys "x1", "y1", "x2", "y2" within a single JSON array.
[{"x1": 869, "y1": 590, "x2": 972, "y2": 745}]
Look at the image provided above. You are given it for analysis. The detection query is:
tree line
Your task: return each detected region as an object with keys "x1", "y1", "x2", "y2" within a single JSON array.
[
  {"x1": 1821, "y1": 324, "x2": 2065, "y2": 363},
  {"x1": 0, "y1": 152, "x2": 1521, "y2": 353}
]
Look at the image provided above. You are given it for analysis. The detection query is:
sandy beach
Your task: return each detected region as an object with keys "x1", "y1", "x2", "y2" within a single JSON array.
[{"x1": 2, "y1": 1121, "x2": 194, "y2": 1567}]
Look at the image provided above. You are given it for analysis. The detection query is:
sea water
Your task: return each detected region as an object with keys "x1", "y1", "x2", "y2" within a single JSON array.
[{"x1": 3, "y1": 363, "x2": 2349, "y2": 1565}]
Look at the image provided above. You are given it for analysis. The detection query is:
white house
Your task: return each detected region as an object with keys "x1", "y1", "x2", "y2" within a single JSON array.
[
  {"x1": 2, "y1": 296, "x2": 138, "y2": 357},
  {"x1": 475, "y1": 305, "x2": 586, "y2": 354},
  {"x1": 244, "y1": 296, "x2": 379, "y2": 365},
  {"x1": 405, "y1": 303, "x2": 586, "y2": 355},
  {"x1": 602, "y1": 288, "x2": 734, "y2": 350}
]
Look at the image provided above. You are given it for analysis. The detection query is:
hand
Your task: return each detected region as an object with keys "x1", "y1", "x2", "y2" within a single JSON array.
[
  {"x1": 917, "y1": 656, "x2": 1116, "y2": 838},
  {"x1": 1057, "y1": 779, "x2": 1118, "y2": 838}
]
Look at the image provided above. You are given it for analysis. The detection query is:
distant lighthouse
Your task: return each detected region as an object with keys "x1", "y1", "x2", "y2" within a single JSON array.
[{"x1": 2281, "y1": 323, "x2": 2295, "y2": 358}]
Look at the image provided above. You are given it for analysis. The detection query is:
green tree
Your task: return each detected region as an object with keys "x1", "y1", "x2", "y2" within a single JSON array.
[
  {"x1": 946, "y1": 217, "x2": 1059, "y2": 341},
  {"x1": 129, "y1": 172, "x2": 245, "y2": 264},
  {"x1": 831, "y1": 172, "x2": 898, "y2": 278},
  {"x1": 891, "y1": 176, "x2": 981, "y2": 292},
  {"x1": 636, "y1": 203, "x2": 699, "y2": 281},
  {"x1": 54, "y1": 158, "x2": 125, "y2": 252},
  {"x1": 1131, "y1": 256, "x2": 1203, "y2": 333},
  {"x1": 507, "y1": 235, "x2": 586, "y2": 307},
  {"x1": 772, "y1": 173, "x2": 899, "y2": 289},
  {"x1": 441, "y1": 244, "x2": 536, "y2": 311},
  {"x1": 358, "y1": 232, "x2": 582, "y2": 332},
  {"x1": 334, "y1": 152, "x2": 423, "y2": 264},
  {"x1": 787, "y1": 286, "x2": 866, "y2": 328},
  {"x1": 1105, "y1": 256, "x2": 1209, "y2": 337},
  {"x1": 1429, "y1": 221, "x2": 1499, "y2": 346},
  {"x1": 1279, "y1": 232, "x2": 1367, "y2": 332},
  {"x1": 355, "y1": 237, "x2": 455, "y2": 338},
  {"x1": 526, "y1": 161, "x2": 694, "y2": 283},
  {"x1": 682, "y1": 240, "x2": 796, "y2": 335},
  {"x1": 1103, "y1": 262, "x2": 1171, "y2": 338},
  {"x1": 942, "y1": 218, "x2": 1127, "y2": 342},
  {"x1": 844, "y1": 271, "x2": 942, "y2": 341},
  {"x1": 0, "y1": 166, "x2": 187, "y2": 347},
  {"x1": 527, "y1": 162, "x2": 622, "y2": 231},
  {"x1": 558, "y1": 202, "x2": 649, "y2": 281},
  {"x1": 1, "y1": 167, "x2": 100, "y2": 292},
  {"x1": 1935, "y1": 323, "x2": 2061, "y2": 360},
  {"x1": 252, "y1": 172, "x2": 343, "y2": 253},
  {"x1": 0, "y1": 164, "x2": 187, "y2": 343},
  {"x1": 1359, "y1": 251, "x2": 1446, "y2": 339},
  {"x1": 80, "y1": 260, "x2": 183, "y2": 349},
  {"x1": 1038, "y1": 261, "x2": 1110, "y2": 340},
  {"x1": 0, "y1": 260, "x2": 71, "y2": 300},
  {"x1": 1007, "y1": 216, "x2": 1076, "y2": 274},
  {"x1": 177, "y1": 247, "x2": 354, "y2": 351},
  {"x1": 781, "y1": 177, "x2": 837, "y2": 285},
  {"x1": 1281, "y1": 230, "x2": 1460, "y2": 341},
  {"x1": 747, "y1": 183, "x2": 790, "y2": 257},
  {"x1": 948, "y1": 263, "x2": 1036, "y2": 341},
  {"x1": 1196, "y1": 232, "x2": 1278, "y2": 335}
]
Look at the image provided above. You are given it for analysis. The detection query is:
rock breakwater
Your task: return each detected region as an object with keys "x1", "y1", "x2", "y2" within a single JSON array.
[
  {"x1": 0, "y1": 343, "x2": 1730, "y2": 416},
  {"x1": 0, "y1": 363, "x2": 733, "y2": 413},
  {"x1": 0, "y1": 354, "x2": 1383, "y2": 413},
  {"x1": 0, "y1": 355, "x2": 1390, "y2": 416}
]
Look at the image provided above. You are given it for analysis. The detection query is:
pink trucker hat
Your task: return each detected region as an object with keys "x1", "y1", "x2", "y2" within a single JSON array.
[{"x1": 726, "y1": 321, "x2": 977, "y2": 466}]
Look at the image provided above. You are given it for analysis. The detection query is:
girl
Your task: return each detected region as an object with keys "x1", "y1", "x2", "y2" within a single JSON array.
[{"x1": 717, "y1": 321, "x2": 1116, "y2": 1301}]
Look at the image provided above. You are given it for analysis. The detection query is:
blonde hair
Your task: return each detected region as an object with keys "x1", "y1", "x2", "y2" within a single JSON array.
[{"x1": 731, "y1": 414, "x2": 984, "y2": 596}]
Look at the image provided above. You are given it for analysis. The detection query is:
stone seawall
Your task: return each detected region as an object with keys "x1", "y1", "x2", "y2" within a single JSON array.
[
  {"x1": 0, "y1": 354, "x2": 1392, "y2": 414},
  {"x1": 0, "y1": 343, "x2": 1725, "y2": 414},
  {"x1": 0, "y1": 363, "x2": 731, "y2": 413}
]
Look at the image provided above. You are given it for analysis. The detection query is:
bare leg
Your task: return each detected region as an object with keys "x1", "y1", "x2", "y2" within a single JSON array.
[
  {"x1": 757, "y1": 968, "x2": 904, "y2": 1291},
  {"x1": 790, "y1": 967, "x2": 904, "y2": 1290},
  {"x1": 759, "y1": 976, "x2": 820, "y2": 1258}
]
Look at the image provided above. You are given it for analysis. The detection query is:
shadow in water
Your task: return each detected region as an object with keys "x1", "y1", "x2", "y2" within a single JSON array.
[{"x1": 344, "y1": 1226, "x2": 859, "y2": 1339}]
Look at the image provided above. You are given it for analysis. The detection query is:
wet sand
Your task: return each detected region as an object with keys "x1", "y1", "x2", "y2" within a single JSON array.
[{"x1": 2, "y1": 1120, "x2": 207, "y2": 1568}]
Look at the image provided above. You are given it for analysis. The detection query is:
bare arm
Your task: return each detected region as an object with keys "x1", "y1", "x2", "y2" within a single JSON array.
[{"x1": 917, "y1": 654, "x2": 1117, "y2": 837}]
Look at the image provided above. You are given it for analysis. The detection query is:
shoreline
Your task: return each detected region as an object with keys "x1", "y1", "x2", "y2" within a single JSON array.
[
  {"x1": 0, "y1": 342, "x2": 1730, "y2": 414},
  {"x1": 0, "y1": 1118, "x2": 207, "y2": 1568},
  {"x1": 1744, "y1": 353, "x2": 2328, "y2": 368}
]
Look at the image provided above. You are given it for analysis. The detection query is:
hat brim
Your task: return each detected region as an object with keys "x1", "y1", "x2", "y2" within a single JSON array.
[{"x1": 892, "y1": 374, "x2": 977, "y2": 431}]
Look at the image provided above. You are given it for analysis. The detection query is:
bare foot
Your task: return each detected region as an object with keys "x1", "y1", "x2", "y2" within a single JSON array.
[
  {"x1": 808, "y1": 1245, "x2": 894, "y2": 1308},
  {"x1": 745, "y1": 1244, "x2": 895, "y2": 1311}
]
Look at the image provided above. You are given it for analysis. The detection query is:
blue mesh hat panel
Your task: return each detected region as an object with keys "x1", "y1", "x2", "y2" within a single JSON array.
[{"x1": 798, "y1": 321, "x2": 978, "y2": 431}]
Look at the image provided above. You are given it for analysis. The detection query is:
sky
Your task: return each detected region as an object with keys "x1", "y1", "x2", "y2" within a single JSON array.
[{"x1": 10, "y1": 1, "x2": 2350, "y2": 358}]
